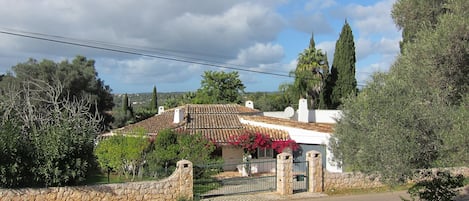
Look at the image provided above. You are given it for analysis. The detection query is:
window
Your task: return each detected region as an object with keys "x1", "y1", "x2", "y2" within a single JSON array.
[{"x1": 257, "y1": 148, "x2": 274, "y2": 158}]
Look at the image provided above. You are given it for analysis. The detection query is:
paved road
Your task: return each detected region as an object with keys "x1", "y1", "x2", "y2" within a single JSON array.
[
  {"x1": 293, "y1": 191, "x2": 408, "y2": 201},
  {"x1": 201, "y1": 191, "x2": 408, "y2": 201},
  {"x1": 202, "y1": 186, "x2": 469, "y2": 201}
]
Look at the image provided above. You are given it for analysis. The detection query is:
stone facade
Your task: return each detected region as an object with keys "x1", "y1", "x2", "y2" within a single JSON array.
[
  {"x1": 306, "y1": 150, "x2": 323, "y2": 193},
  {"x1": 412, "y1": 167, "x2": 469, "y2": 181},
  {"x1": 324, "y1": 172, "x2": 384, "y2": 191},
  {"x1": 276, "y1": 153, "x2": 293, "y2": 195},
  {"x1": 0, "y1": 160, "x2": 193, "y2": 201},
  {"x1": 304, "y1": 150, "x2": 469, "y2": 192},
  {"x1": 323, "y1": 167, "x2": 469, "y2": 192},
  {"x1": 1, "y1": 157, "x2": 467, "y2": 199}
]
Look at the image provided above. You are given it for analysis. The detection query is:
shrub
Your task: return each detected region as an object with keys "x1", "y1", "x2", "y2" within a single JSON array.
[{"x1": 402, "y1": 170, "x2": 464, "y2": 201}]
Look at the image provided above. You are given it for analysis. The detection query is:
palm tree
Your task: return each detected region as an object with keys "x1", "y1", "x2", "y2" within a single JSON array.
[{"x1": 292, "y1": 34, "x2": 329, "y2": 108}]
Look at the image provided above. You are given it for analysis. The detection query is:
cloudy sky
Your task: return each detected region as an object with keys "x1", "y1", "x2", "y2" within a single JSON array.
[{"x1": 0, "y1": 0, "x2": 401, "y2": 93}]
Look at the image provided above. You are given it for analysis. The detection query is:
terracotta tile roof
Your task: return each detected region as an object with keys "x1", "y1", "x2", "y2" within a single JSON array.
[
  {"x1": 178, "y1": 125, "x2": 290, "y2": 143},
  {"x1": 243, "y1": 125, "x2": 289, "y2": 141},
  {"x1": 114, "y1": 104, "x2": 309, "y2": 143},
  {"x1": 118, "y1": 107, "x2": 182, "y2": 135},
  {"x1": 186, "y1": 104, "x2": 261, "y2": 114},
  {"x1": 185, "y1": 114, "x2": 243, "y2": 129},
  {"x1": 240, "y1": 115, "x2": 335, "y2": 133}
]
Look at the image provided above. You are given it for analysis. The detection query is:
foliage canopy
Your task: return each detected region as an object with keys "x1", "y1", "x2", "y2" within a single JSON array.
[
  {"x1": 330, "y1": 0, "x2": 469, "y2": 183},
  {"x1": 3, "y1": 56, "x2": 114, "y2": 128},
  {"x1": 290, "y1": 34, "x2": 329, "y2": 109},
  {"x1": 0, "y1": 78, "x2": 102, "y2": 187},
  {"x1": 327, "y1": 21, "x2": 357, "y2": 109},
  {"x1": 194, "y1": 71, "x2": 245, "y2": 104}
]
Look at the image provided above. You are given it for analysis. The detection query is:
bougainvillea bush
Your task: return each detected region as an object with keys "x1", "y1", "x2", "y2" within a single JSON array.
[{"x1": 228, "y1": 131, "x2": 299, "y2": 154}]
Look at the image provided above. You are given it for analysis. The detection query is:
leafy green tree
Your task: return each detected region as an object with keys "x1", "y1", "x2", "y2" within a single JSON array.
[
  {"x1": 146, "y1": 129, "x2": 180, "y2": 176},
  {"x1": 163, "y1": 96, "x2": 179, "y2": 109},
  {"x1": 150, "y1": 86, "x2": 158, "y2": 110},
  {"x1": 7, "y1": 56, "x2": 114, "y2": 128},
  {"x1": 146, "y1": 129, "x2": 216, "y2": 177},
  {"x1": 330, "y1": 0, "x2": 469, "y2": 183},
  {"x1": 178, "y1": 133, "x2": 216, "y2": 165},
  {"x1": 0, "y1": 119, "x2": 29, "y2": 187},
  {"x1": 328, "y1": 21, "x2": 357, "y2": 109},
  {"x1": 193, "y1": 71, "x2": 245, "y2": 104},
  {"x1": 393, "y1": 0, "x2": 469, "y2": 104},
  {"x1": 392, "y1": 0, "x2": 447, "y2": 51},
  {"x1": 292, "y1": 34, "x2": 329, "y2": 109},
  {"x1": 94, "y1": 135, "x2": 124, "y2": 182},
  {"x1": 0, "y1": 78, "x2": 102, "y2": 187},
  {"x1": 245, "y1": 92, "x2": 291, "y2": 111},
  {"x1": 110, "y1": 93, "x2": 135, "y2": 128},
  {"x1": 95, "y1": 128, "x2": 149, "y2": 181}
]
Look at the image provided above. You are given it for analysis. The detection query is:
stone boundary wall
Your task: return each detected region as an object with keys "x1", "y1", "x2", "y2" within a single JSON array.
[
  {"x1": 324, "y1": 167, "x2": 469, "y2": 191},
  {"x1": 0, "y1": 160, "x2": 193, "y2": 201},
  {"x1": 324, "y1": 172, "x2": 384, "y2": 191}
]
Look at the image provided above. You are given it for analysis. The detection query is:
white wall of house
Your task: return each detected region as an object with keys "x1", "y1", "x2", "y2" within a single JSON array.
[
  {"x1": 309, "y1": 110, "x2": 342, "y2": 124},
  {"x1": 264, "y1": 110, "x2": 341, "y2": 124},
  {"x1": 261, "y1": 111, "x2": 287, "y2": 119},
  {"x1": 261, "y1": 99, "x2": 342, "y2": 124},
  {"x1": 240, "y1": 118, "x2": 343, "y2": 173}
]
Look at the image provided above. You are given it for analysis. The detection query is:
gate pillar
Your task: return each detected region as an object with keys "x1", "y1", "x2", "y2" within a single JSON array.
[
  {"x1": 306, "y1": 150, "x2": 323, "y2": 192},
  {"x1": 177, "y1": 160, "x2": 193, "y2": 200},
  {"x1": 276, "y1": 153, "x2": 293, "y2": 195}
]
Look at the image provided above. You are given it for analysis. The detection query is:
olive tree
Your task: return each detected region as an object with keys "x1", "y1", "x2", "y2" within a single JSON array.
[
  {"x1": 330, "y1": 0, "x2": 469, "y2": 183},
  {"x1": 0, "y1": 78, "x2": 102, "y2": 187}
]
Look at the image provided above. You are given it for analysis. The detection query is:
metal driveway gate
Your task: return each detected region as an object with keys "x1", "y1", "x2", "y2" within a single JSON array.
[
  {"x1": 293, "y1": 160, "x2": 309, "y2": 192},
  {"x1": 194, "y1": 159, "x2": 277, "y2": 199}
]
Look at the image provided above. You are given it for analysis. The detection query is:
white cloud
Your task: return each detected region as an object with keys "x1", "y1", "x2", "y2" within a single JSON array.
[
  {"x1": 229, "y1": 43, "x2": 285, "y2": 66},
  {"x1": 316, "y1": 40, "x2": 336, "y2": 64},
  {"x1": 305, "y1": 0, "x2": 337, "y2": 10},
  {"x1": 356, "y1": 38, "x2": 374, "y2": 60},
  {"x1": 356, "y1": 37, "x2": 400, "y2": 60},
  {"x1": 0, "y1": 0, "x2": 288, "y2": 90},
  {"x1": 0, "y1": 0, "x2": 402, "y2": 92},
  {"x1": 99, "y1": 58, "x2": 203, "y2": 85},
  {"x1": 357, "y1": 61, "x2": 393, "y2": 85},
  {"x1": 333, "y1": 0, "x2": 398, "y2": 37},
  {"x1": 290, "y1": 13, "x2": 334, "y2": 34},
  {"x1": 0, "y1": 0, "x2": 286, "y2": 62}
]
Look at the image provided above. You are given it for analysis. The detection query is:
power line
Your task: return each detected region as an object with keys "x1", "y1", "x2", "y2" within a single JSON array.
[
  {"x1": 1, "y1": 27, "x2": 266, "y2": 73},
  {"x1": 0, "y1": 28, "x2": 369, "y2": 86},
  {"x1": 0, "y1": 29, "x2": 293, "y2": 78}
]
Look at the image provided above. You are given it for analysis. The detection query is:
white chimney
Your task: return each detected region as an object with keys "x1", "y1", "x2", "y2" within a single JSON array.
[
  {"x1": 158, "y1": 106, "x2": 165, "y2": 115},
  {"x1": 245, "y1": 100, "x2": 254, "y2": 109},
  {"x1": 173, "y1": 109, "x2": 184, "y2": 123},
  {"x1": 298, "y1": 99, "x2": 309, "y2": 123}
]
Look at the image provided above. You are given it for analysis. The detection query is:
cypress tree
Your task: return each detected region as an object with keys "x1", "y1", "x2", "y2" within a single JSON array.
[
  {"x1": 329, "y1": 21, "x2": 357, "y2": 109},
  {"x1": 122, "y1": 93, "x2": 129, "y2": 114},
  {"x1": 150, "y1": 86, "x2": 158, "y2": 110}
]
